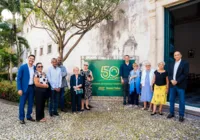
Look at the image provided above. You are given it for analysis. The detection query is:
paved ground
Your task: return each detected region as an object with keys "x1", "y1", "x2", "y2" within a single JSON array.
[{"x1": 0, "y1": 99, "x2": 200, "y2": 140}]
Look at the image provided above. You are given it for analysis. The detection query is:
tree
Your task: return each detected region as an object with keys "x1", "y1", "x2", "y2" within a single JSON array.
[
  {"x1": 0, "y1": 0, "x2": 33, "y2": 82},
  {"x1": 29, "y1": 0, "x2": 119, "y2": 61},
  {"x1": 0, "y1": 21, "x2": 29, "y2": 72}
]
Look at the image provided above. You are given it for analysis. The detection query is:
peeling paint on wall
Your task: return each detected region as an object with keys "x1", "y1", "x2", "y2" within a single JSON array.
[{"x1": 22, "y1": 0, "x2": 149, "y2": 73}]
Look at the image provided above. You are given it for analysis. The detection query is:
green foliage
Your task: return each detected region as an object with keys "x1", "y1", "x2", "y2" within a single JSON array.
[
  {"x1": 0, "y1": 0, "x2": 33, "y2": 21},
  {"x1": 0, "y1": 73, "x2": 17, "y2": 81},
  {"x1": 64, "y1": 88, "x2": 72, "y2": 109},
  {"x1": 0, "y1": 21, "x2": 29, "y2": 69},
  {"x1": 0, "y1": 48, "x2": 18, "y2": 72},
  {"x1": 0, "y1": 80, "x2": 19, "y2": 102},
  {"x1": 0, "y1": 80, "x2": 72, "y2": 109}
]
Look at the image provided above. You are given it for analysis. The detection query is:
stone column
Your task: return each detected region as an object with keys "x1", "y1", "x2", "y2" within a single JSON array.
[
  {"x1": 148, "y1": 0, "x2": 157, "y2": 68},
  {"x1": 156, "y1": 4, "x2": 165, "y2": 65}
]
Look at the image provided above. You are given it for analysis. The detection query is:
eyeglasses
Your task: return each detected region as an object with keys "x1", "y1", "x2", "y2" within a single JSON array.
[
  {"x1": 84, "y1": 65, "x2": 88, "y2": 66},
  {"x1": 37, "y1": 66, "x2": 43, "y2": 68}
]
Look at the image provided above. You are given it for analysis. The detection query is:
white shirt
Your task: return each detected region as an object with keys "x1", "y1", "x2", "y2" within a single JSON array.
[
  {"x1": 141, "y1": 69, "x2": 155, "y2": 86},
  {"x1": 28, "y1": 65, "x2": 34, "y2": 85},
  {"x1": 173, "y1": 59, "x2": 181, "y2": 80},
  {"x1": 47, "y1": 66, "x2": 62, "y2": 89}
]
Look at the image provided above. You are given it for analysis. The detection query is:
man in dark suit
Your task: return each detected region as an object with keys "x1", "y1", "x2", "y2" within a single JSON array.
[
  {"x1": 17, "y1": 55, "x2": 36, "y2": 124},
  {"x1": 167, "y1": 51, "x2": 189, "y2": 122}
]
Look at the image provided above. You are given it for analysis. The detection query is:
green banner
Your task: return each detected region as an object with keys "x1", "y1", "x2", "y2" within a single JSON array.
[{"x1": 86, "y1": 60, "x2": 135, "y2": 96}]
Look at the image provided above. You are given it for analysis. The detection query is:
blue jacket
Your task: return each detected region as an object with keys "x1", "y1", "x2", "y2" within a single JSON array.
[
  {"x1": 129, "y1": 69, "x2": 141, "y2": 94},
  {"x1": 70, "y1": 74, "x2": 83, "y2": 92},
  {"x1": 17, "y1": 64, "x2": 36, "y2": 93}
]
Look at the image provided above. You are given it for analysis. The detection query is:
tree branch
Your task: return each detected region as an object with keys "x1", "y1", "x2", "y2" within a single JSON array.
[{"x1": 63, "y1": 31, "x2": 87, "y2": 61}]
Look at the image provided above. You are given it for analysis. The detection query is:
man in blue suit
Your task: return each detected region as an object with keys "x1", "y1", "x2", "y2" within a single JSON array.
[
  {"x1": 17, "y1": 55, "x2": 36, "y2": 124},
  {"x1": 167, "y1": 51, "x2": 189, "y2": 122}
]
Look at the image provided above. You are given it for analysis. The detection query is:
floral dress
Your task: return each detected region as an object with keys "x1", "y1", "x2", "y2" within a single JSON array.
[{"x1": 83, "y1": 70, "x2": 92, "y2": 100}]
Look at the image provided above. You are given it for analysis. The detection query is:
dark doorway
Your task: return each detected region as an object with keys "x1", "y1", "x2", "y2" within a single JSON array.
[{"x1": 165, "y1": 0, "x2": 200, "y2": 107}]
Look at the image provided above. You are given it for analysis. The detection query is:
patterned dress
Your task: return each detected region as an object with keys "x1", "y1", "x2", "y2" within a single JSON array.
[
  {"x1": 83, "y1": 70, "x2": 92, "y2": 100},
  {"x1": 34, "y1": 71, "x2": 48, "y2": 85}
]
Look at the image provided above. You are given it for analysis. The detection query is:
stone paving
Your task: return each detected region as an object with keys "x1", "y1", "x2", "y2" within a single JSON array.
[{"x1": 0, "y1": 99, "x2": 200, "y2": 140}]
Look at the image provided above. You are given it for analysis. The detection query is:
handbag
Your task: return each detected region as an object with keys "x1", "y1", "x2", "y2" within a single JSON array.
[{"x1": 76, "y1": 89, "x2": 83, "y2": 94}]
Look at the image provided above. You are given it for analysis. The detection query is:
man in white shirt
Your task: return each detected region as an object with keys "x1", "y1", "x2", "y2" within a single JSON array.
[
  {"x1": 47, "y1": 58, "x2": 62, "y2": 116},
  {"x1": 167, "y1": 51, "x2": 189, "y2": 122}
]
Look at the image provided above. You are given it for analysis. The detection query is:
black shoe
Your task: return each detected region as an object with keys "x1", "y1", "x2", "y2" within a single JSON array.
[
  {"x1": 159, "y1": 112, "x2": 163, "y2": 115},
  {"x1": 123, "y1": 102, "x2": 126, "y2": 105},
  {"x1": 151, "y1": 112, "x2": 156, "y2": 116},
  {"x1": 179, "y1": 116, "x2": 184, "y2": 122},
  {"x1": 81, "y1": 109, "x2": 84, "y2": 112},
  {"x1": 86, "y1": 107, "x2": 90, "y2": 110},
  {"x1": 20, "y1": 120, "x2": 25, "y2": 124},
  {"x1": 167, "y1": 114, "x2": 174, "y2": 119},
  {"x1": 54, "y1": 112, "x2": 59, "y2": 116},
  {"x1": 27, "y1": 118, "x2": 35, "y2": 122},
  {"x1": 49, "y1": 113, "x2": 53, "y2": 117},
  {"x1": 61, "y1": 109, "x2": 67, "y2": 112}
]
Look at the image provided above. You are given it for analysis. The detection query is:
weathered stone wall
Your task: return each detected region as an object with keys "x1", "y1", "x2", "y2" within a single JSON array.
[{"x1": 22, "y1": 0, "x2": 150, "y2": 73}]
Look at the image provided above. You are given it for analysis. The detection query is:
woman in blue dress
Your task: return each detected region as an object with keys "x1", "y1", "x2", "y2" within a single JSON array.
[
  {"x1": 141, "y1": 62, "x2": 155, "y2": 111},
  {"x1": 129, "y1": 63, "x2": 141, "y2": 107}
]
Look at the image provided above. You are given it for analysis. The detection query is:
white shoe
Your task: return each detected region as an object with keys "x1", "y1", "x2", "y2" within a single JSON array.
[{"x1": 127, "y1": 105, "x2": 133, "y2": 108}]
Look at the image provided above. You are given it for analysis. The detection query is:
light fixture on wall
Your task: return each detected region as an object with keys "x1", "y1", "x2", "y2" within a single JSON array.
[{"x1": 188, "y1": 49, "x2": 195, "y2": 58}]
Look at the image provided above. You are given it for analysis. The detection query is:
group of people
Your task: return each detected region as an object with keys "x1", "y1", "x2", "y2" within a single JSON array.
[
  {"x1": 17, "y1": 50, "x2": 189, "y2": 124},
  {"x1": 120, "y1": 51, "x2": 189, "y2": 122},
  {"x1": 17, "y1": 55, "x2": 93, "y2": 124}
]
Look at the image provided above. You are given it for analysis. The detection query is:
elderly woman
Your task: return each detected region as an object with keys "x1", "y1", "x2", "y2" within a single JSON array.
[
  {"x1": 81, "y1": 62, "x2": 94, "y2": 111},
  {"x1": 34, "y1": 62, "x2": 49, "y2": 122},
  {"x1": 151, "y1": 62, "x2": 169, "y2": 115},
  {"x1": 129, "y1": 63, "x2": 141, "y2": 107},
  {"x1": 70, "y1": 67, "x2": 84, "y2": 113},
  {"x1": 141, "y1": 62, "x2": 155, "y2": 111}
]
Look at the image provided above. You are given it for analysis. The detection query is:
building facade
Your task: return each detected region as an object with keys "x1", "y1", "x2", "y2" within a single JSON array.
[{"x1": 22, "y1": 0, "x2": 194, "y2": 73}]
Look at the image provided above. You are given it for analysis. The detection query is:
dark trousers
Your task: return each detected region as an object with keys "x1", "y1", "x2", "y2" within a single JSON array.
[
  {"x1": 71, "y1": 92, "x2": 81, "y2": 112},
  {"x1": 60, "y1": 88, "x2": 65, "y2": 109},
  {"x1": 169, "y1": 86, "x2": 185, "y2": 117},
  {"x1": 35, "y1": 87, "x2": 46, "y2": 121},
  {"x1": 49, "y1": 90, "x2": 59, "y2": 114},
  {"x1": 19, "y1": 85, "x2": 34, "y2": 120},
  {"x1": 123, "y1": 78, "x2": 130, "y2": 104},
  {"x1": 130, "y1": 88, "x2": 139, "y2": 105}
]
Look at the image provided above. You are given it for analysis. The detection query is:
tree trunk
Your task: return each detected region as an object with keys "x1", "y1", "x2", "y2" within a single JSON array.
[
  {"x1": 58, "y1": 40, "x2": 64, "y2": 61},
  {"x1": 9, "y1": 59, "x2": 13, "y2": 83},
  {"x1": 17, "y1": 56, "x2": 21, "y2": 68}
]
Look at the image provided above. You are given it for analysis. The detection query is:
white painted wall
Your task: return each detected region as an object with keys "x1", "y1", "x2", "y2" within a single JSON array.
[{"x1": 22, "y1": 0, "x2": 150, "y2": 74}]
